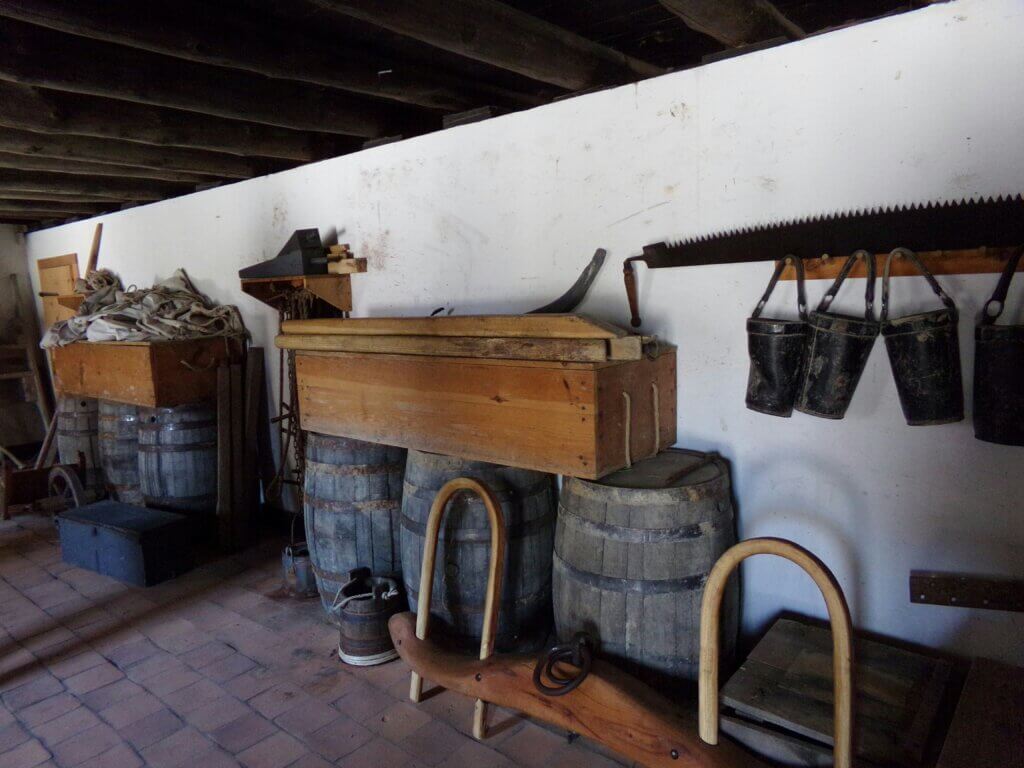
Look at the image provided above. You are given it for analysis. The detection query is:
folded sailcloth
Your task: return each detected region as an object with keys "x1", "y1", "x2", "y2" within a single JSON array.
[{"x1": 41, "y1": 269, "x2": 246, "y2": 348}]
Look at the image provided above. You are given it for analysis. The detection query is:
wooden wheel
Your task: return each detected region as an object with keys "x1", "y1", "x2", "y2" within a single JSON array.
[{"x1": 48, "y1": 465, "x2": 87, "y2": 511}]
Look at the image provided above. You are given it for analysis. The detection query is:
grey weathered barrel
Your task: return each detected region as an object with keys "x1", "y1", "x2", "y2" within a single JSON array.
[
  {"x1": 138, "y1": 402, "x2": 217, "y2": 515},
  {"x1": 56, "y1": 396, "x2": 103, "y2": 498},
  {"x1": 98, "y1": 400, "x2": 144, "y2": 505},
  {"x1": 554, "y1": 449, "x2": 738, "y2": 688},
  {"x1": 304, "y1": 433, "x2": 406, "y2": 625},
  {"x1": 401, "y1": 450, "x2": 556, "y2": 653}
]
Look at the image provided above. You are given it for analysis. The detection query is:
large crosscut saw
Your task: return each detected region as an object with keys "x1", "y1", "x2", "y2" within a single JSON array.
[{"x1": 624, "y1": 195, "x2": 1024, "y2": 326}]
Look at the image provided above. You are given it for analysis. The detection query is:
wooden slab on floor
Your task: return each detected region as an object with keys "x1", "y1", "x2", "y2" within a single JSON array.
[
  {"x1": 280, "y1": 314, "x2": 627, "y2": 339},
  {"x1": 294, "y1": 347, "x2": 676, "y2": 479},
  {"x1": 937, "y1": 658, "x2": 1024, "y2": 768},
  {"x1": 276, "y1": 333, "x2": 649, "y2": 362},
  {"x1": 721, "y1": 617, "x2": 951, "y2": 767},
  {"x1": 50, "y1": 337, "x2": 245, "y2": 407}
]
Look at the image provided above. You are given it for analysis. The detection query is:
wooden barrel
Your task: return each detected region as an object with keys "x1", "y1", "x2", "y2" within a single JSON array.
[
  {"x1": 303, "y1": 433, "x2": 406, "y2": 625},
  {"x1": 138, "y1": 402, "x2": 217, "y2": 515},
  {"x1": 337, "y1": 570, "x2": 405, "y2": 666},
  {"x1": 98, "y1": 400, "x2": 144, "y2": 505},
  {"x1": 400, "y1": 450, "x2": 556, "y2": 653},
  {"x1": 554, "y1": 449, "x2": 739, "y2": 688},
  {"x1": 56, "y1": 396, "x2": 103, "y2": 497}
]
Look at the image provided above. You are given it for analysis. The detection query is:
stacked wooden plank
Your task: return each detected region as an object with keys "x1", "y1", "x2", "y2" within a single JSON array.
[{"x1": 277, "y1": 314, "x2": 676, "y2": 479}]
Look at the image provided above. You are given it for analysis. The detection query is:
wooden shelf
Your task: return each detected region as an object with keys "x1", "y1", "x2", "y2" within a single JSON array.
[
  {"x1": 240, "y1": 274, "x2": 353, "y2": 312},
  {"x1": 779, "y1": 246, "x2": 1022, "y2": 280}
]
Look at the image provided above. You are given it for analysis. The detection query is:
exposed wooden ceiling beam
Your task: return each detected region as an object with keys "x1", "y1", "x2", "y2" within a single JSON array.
[
  {"x1": 0, "y1": 18, "x2": 417, "y2": 137},
  {"x1": 0, "y1": 169, "x2": 192, "y2": 202},
  {"x1": 0, "y1": 199, "x2": 109, "y2": 217},
  {"x1": 304, "y1": 0, "x2": 665, "y2": 90},
  {"x1": 0, "y1": 151, "x2": 223, "y2": 185},
  {"x1": 658, "y1": 0, "x2": 804, "y2": 47},
  {"x1": 0, "y1": 128, "x2": 266, "y2": 179},
  {"x1": 0, "y1": 190, "x2": 134, "y2": 204},
  {"x1": 0, "y1": 82, "x2": 353, "y2": 162},
  {"x1": 0, "y1": 0, "x2": 540, "y2": 113}
]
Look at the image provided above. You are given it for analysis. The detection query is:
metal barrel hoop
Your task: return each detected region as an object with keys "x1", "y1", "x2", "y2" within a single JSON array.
[
  {"x1": 408, "y1": 477, "x2": 507, "y2": 740},
  {"x1": 698, "y1": 537, "x2": 854, "y2": 768}
]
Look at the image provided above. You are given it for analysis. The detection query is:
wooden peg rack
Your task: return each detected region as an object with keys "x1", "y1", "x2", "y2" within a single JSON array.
[{"x1": 779, "y1": 246, "x2": 1021, "y2": 280}]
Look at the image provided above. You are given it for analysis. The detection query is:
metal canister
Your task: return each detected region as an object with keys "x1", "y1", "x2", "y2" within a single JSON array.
[
  {"x1": 880, "y1": 248, "x2": 963, "y2": 425},
  {"x1": 745, "y1": 255, "x2": 808, "y2": 417},
  {"x1": 282, "y1": 543, "x2": 318, "y2": 599},
  {"x1": 795, "y1": 251, "x2": 880, "y2": 419},
  {"x1": 974, "y1": 247, "x2": 1024, "y2": 445}
]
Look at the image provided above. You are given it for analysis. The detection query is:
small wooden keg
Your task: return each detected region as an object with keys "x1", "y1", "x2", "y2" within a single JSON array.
[{"x1": 335, "y1": 568, "x2": 405, "y2": 666}]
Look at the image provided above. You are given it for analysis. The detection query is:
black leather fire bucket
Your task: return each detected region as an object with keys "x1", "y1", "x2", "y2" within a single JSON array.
[
  {"x1": 881, "y1": 248, "x2": 963, "y2": 426},
  {"x1": 746, "y1": 255, "x2": 808, "y2": 417},
  {"x1": 795, "y1": 251, "x2": 880, "y2": 419},
  {"x1": 974, "y1": 247, "x2": 1024, "y2": 445}
]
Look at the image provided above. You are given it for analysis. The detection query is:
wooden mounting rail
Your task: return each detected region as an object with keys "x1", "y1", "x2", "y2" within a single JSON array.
[
  {"x1": 409, "y1": 477, "x2": 506, "y2": 740},
  {"x1": 699, "y1": 538, "x2": 853, "y2": 768},
  {"x1": 778, "y1": 246, "x2": 1023, "y2": 280}
]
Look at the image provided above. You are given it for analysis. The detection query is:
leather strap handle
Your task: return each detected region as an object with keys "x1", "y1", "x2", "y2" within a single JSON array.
[
  {"x1": 981, "y1": 246, "x2": 1024, "y2": 325},
  {"x1": 817, "y1": 250, "x2": 876, "y2": 320},
  {"x1": 880, "y1": 247, "x2": 956, "y2": 322},
  {"x1": 752, "y1": 255, "x2": 807, "y2": 320}
]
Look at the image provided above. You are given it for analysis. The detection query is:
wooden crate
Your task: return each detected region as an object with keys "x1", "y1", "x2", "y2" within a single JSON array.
[
  {"x1": 51, "y1": 337, "x2": 244, "y2": 408},
  {"x1": 721, "y1": 618, "x2": 951, "y2": 767},
  {"x1": 294, "y1": 347, "x2": 676, "y2": 479}
]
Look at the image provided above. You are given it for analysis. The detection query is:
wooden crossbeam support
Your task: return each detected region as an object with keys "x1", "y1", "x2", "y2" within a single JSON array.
[
  {"x1": 0, "y1": 150, "x2": 221, "y2": 184},
  {"x1": 0, "y1": 169, "x2": 189, "y2": 202},
  {"x1": 306, "y1": 0, "x2": 665, "y2": 90},
  {"x1": 0, "y1": 18, "x2": 415, "y2": 137},
  {"x1": 0, "y1": 0, "x2": 540, "y2": 112},
  {"x1": 659, "y1": 0, "x2": 804, "y2": 47},
  {"x1": 0, "y1": 199, "x2": 109, "y2": 216},
  {"x1": 0, "y1": 82, "x2": 352, "y2": 162},
  {"x1": 0, "y1": 127, "x2": 263, "y2": 178},
  {"x1": 0, "y1": 190, "x2": 134, "y2": 204}
]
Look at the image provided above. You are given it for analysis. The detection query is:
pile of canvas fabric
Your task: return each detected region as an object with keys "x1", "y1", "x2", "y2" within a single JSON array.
[{"x1": 41, "y1": 269, "x2": 247, "y2": 348}]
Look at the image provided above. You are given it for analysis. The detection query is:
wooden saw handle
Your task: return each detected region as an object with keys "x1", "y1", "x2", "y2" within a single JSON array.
[{"x1": 623, "y1": 258, "x2": 642, "y2": 328}]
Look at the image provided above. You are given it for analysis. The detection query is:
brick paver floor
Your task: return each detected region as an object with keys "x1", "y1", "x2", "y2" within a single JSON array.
[{"x1": 0, "y1": 515, "x2": 626, "y2": 767}]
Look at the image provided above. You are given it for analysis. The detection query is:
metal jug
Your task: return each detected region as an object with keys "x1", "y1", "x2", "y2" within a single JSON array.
[
  {"x1": 795, "y1": 250, "x2": 880, "y2": 419},
  {"x1": 745, "y1": 255, "x2": 808, "y2": 417},
  {"x1": 881, "y1": 248, "x2": 963, "y2": 425},
  {"x1": 974, "y1": 247, "x2": 1024, "y2": 445}
]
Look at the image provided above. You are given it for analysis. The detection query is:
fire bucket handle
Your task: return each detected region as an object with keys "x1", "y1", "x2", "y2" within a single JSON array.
[
  {"x1": 752, "y1": 255, "x2": 807, "y2": 320},
  {"x1": 698, "y1": 537, "x2": 854, "y2": 768},
  {"x1": 981, "y1": 246, "x2": 1024, "y2": 325},
  {"x1": 881, "y1": 248, "x2": 956, "y2": 322},
  {"x1": 817, "y1": 249, "x2": 876, "y2": 320},
  {"x1": 408, "y1": 477, "x2": 506, "y2": 741}
]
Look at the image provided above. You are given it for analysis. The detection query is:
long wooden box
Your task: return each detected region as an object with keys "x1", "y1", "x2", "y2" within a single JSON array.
[
  {"x1": 51, "y1": 337, "x2": 244, "y2": 407},
  {"x1": 295, "y1": 347, "x2": 676, "y2": 479}
]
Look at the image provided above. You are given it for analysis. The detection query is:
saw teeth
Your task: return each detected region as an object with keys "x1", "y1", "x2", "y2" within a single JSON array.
[{"x1": 664, "y1": 193, "x2": 1024, "y2": 248}]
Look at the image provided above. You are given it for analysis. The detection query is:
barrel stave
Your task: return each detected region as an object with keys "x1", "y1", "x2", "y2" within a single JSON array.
[{"x1": 98, "y1": 400, "x2": 144, "y2": 505}]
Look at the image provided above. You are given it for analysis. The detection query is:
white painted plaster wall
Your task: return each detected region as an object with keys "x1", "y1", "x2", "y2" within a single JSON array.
[{"x1": 23, "y1": 0, "x2": 1024, "y2": 663}]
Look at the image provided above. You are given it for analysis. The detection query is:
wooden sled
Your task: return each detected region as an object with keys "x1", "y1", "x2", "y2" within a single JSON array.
[{"x1": 395, "y1": 488, "x2": 853, "y2": 768}]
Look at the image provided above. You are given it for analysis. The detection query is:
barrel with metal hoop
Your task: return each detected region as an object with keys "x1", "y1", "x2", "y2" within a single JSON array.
[
  {"x1": 400, "y1": 450, "x2": 556, "y2": 653},
  {"x1": 554, "y1": 448, "x2": 738, "y2": 688},
  {"x1": 138, "y1": 402, "x2": 218, "y2": 515},
  {"x1": 98, "y1": 400, "x2": 145, "y2": 504},
  {"x1": 56, "y1": 396, "x2": 103, "y2": 499},
  {"x1": 303, "y1": 433, "x2": 406, "y2": 625}
]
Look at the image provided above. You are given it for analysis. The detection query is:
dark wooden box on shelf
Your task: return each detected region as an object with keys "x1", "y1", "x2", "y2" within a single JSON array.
[{"x1": 50, "y1": 337, "x2": 244, "y2": 407}]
